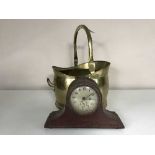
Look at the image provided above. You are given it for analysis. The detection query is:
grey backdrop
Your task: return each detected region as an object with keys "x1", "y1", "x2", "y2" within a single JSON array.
[{"x1": 0, "y1": 19, "x2": 155, "y2": 89}]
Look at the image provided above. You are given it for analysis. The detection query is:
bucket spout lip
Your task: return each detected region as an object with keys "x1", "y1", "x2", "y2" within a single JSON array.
[
  {"x1": 52, "y1": 65, "x2": 91, "y2": 77},
  {"x1": 52, "y1": 65, "x2": 87, "y2": 70},
  {"x1": 52, "y1": 65, "x2": 90, "y2": 72}
]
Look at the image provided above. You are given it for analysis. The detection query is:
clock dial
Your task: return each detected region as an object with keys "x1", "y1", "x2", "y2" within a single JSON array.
[{"x1": 70, "y1": 86, "x2": 98, "y2": 115}]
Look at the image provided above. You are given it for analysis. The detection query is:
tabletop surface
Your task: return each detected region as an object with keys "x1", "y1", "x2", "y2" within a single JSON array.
[{"x1": 0, "y1": 90, "x2": 155, "y2": 135}]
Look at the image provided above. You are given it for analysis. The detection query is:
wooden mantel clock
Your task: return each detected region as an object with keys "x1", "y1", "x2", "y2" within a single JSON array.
[{"x1": 44, "y1": 25, "x2": 124, "y2": 129}]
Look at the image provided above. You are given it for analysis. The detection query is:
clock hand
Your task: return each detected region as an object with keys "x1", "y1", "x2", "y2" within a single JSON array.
[{"x1": 85, "y1": 93, "x2": 94, "y2": 99}]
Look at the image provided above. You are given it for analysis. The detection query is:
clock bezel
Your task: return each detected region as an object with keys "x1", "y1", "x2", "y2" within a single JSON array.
[{"x1": 66, "y1": 77, "x2": 102, "y2": 115}]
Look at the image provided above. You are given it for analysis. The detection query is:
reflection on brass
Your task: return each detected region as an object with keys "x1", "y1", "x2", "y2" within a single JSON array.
[{"x1": 47, "y1": 25, "x2": 110, "y2": 109}]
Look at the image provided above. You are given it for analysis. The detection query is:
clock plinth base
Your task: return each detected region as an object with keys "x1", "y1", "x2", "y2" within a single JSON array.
[{"x1": 44, "y1": 106, "x2": 124, "y2": 129}]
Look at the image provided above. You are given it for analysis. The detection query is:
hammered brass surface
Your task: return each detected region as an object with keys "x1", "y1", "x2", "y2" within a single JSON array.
[{"x1": 47, "y1": 25, "x2": 110, "y2": 109}]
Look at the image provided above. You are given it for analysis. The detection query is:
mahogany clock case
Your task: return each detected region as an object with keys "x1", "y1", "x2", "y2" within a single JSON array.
[{"x1": 44, "y1": 77, "x2": 124, "y2": 129}]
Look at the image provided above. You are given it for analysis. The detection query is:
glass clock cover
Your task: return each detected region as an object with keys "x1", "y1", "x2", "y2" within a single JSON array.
[{"x1": 70, "y1": 86, "x2": 98, "y2": 115}]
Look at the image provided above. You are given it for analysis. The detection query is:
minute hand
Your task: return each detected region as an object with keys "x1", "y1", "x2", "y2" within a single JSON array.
[{"x1": 85, "y1": 93, "x2": 94, "y2": 99}]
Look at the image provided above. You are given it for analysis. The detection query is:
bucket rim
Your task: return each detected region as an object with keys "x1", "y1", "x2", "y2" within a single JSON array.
[
  {"x1": 52, "y1": 60, "x2": 110, "y2": 77},
  {"x1": 52, "y1": 60, "x2": 110, "y2": 70}
]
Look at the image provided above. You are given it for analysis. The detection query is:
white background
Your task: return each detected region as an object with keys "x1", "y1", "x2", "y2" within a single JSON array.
[
  {"x1": 0, "y1": 0, "x2": 155, "y2": 155},
  {"x1": 1, "y1": 19, "x2": 155, "y2": 89}
]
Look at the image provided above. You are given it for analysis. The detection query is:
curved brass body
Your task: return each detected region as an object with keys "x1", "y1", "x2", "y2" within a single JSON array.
[{"x1": 47, "y1": 25, "x2": 110, "y2": 109}]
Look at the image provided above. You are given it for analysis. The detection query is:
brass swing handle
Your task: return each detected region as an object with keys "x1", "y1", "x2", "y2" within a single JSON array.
[
  {"x1": 47, "y1": 25, "x2": 95, "y2": 89},
  {"x1": 74, "y1": 25, "x2": 94, "y2": 67}
]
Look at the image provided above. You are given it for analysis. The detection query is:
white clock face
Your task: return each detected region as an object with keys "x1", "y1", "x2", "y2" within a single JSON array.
[{"x1": 70, "y1": 86, "x2": 98, "y2": 115}]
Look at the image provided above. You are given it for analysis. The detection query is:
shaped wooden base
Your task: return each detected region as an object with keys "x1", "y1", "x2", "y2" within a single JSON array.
[{"x1": 44, "y1": 105, "x2": 124, "y2": 128}]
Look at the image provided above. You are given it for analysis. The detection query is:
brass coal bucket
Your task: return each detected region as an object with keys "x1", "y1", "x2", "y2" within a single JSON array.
[{"x1": 47, "y1": 25, "x2": 110, "y2": 109}]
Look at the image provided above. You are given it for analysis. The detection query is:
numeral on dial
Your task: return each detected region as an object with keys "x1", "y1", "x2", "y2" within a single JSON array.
[{"x1": 83, "y1": 87, "x2": 86, "y2": 90}]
